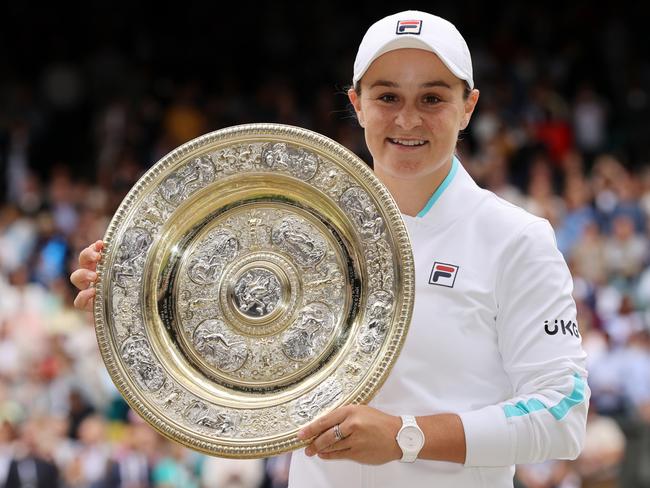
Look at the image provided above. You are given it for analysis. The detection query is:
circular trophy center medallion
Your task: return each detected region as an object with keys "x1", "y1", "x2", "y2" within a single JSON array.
[{"x1": 232, "y1": 267, "x2": 282, "y2": 318}]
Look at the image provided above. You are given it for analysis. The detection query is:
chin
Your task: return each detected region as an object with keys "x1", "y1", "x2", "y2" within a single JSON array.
[
  {"x1": 385, "y1": 166, "x2": 428, "y2": 181},
  {"x1": 392, "y1": 160, "x2": 426, "y2": 174}
]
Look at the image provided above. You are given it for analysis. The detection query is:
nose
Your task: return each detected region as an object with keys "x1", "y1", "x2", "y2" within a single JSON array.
[{"x1": 394, "y1": 103, "x2": 422, "y2": 130}]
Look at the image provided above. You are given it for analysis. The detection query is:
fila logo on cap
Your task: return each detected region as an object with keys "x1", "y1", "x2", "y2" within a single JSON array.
[
  {"x1": 396, "y1": 19, "x2": 422, "y2": 35},
  {"x1": 429, "y1": 262, "x2": 459, "y2": 288}
]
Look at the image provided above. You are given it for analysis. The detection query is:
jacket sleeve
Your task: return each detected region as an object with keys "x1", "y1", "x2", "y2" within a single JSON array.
[{"x1": 458, "y1": 219, "x2": 590, "y2": 467}]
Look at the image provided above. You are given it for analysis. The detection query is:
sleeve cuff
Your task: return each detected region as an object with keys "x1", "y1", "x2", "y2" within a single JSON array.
[{"x1": 459, "y1": 405, "x2": 515, "y2": 467}]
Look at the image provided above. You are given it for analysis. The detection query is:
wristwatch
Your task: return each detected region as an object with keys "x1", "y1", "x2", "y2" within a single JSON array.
[{"x1": 396, "y1": 415, "x2": 425, "y2": 462}]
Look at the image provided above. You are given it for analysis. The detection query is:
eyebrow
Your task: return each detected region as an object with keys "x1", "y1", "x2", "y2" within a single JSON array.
[{"x1": 368, "y1": 79, "x2": 453, "y2": 89}]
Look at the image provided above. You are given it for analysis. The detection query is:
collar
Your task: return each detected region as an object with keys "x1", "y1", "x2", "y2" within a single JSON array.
[
  {"x1": 402, "y1": 156, "x2": 485, "y2": 231},
  {"x1": 416, "y1": 156, "x2": 460, "y2": 218}
]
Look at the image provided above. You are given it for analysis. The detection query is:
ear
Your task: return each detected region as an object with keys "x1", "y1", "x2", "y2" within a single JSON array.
[
  {"x1": 460, "y1": 89, "x2": 480, "y2": 130},
  {"x1": 348, "y1": 87, "x2": 365, "y2": 128}
]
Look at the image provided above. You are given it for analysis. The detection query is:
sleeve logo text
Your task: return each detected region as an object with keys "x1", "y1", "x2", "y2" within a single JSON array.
[{"x1": 544, "y1": 319, "x2": 580, "y2": 338}]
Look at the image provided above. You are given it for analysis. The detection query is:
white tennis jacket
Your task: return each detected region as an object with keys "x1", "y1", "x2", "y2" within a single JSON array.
[{"x1": 289, "y1": 158, "x2": 589, "y2": 487}]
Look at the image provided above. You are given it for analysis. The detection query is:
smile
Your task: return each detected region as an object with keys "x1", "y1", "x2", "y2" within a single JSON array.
[{"x1": 389, "y1": 138, "x2": 428, "y2": 147}]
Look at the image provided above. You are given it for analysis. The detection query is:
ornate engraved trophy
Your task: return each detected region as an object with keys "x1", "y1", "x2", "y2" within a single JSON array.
[{"x1": 94, "y1": 124, "x2": 414, "y2": 458}]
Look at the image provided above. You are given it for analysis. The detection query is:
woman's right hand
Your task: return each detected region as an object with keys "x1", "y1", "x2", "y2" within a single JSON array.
[{"x1": 70, "y1": 240, "x2": 104, "y2": 311}]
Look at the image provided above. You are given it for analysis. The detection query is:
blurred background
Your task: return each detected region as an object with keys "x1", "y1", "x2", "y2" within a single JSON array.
[{"x1": 1, "y1": 1, "x2": 649, "y2": 487}]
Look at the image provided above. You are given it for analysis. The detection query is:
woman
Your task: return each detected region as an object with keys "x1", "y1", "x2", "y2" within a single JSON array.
[{"x1": 71, "y1": 10, "x2": 589, "y2": 487}]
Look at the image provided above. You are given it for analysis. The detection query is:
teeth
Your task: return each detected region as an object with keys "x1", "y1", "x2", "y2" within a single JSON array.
[{"x1": 391, "y1": 138, "x2": 426, "y2": 146}]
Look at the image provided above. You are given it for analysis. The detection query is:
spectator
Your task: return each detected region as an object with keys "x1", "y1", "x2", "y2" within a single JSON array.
[
  {"x1": 572, "y1": 84, "x2": 608, "y2": 165},
  {"x1": 151, "y1": 440, "x2": 201, "y2": 488},
  {"x1": 604, "y1": 215, "x2": 648, "y2": 282},
  {"x1": 200, "y1": 457, "x2": 265, "y2": 488},
  {"x1": 4, "y1": 418, "x2": 60, "y2": 488},
  {"x1": 575, "y1": 404, "x2": 626, "y2": 487}
]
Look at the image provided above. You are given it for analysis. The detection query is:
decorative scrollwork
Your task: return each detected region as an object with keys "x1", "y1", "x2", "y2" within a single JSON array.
[
  {"x1": 114, "y1": 227, "x2": 152, "y2": 288},
  {"x1": 120, "y1": 335, "x2": 165, "y2": 391},
  {"x1": 282, "y1": 302, "x2": 335, "y2": 361},
  {"x1": 340, "y1": 187, "x2": 385, "y2": 241},
  {"x1": 359, "y1": 291, "x2": 394, "y2": 354},
  {"x1": 159, "y1": 156, "x2": 216, "y2": 205},
  {"x1": 291, "y1": 379, "x2": 342, "y2": 423},
  {"x1": 184, "y1": 400, "x2": 236, "y2": 435},
  {"x1": 261, "y1": 142, "x2": 319, "y2": 180},
  {"x1": 193, "y1": 319, "x2": 248, "y2": 372},
  {"x1": 187, "y1": 232, "x2": 239, "y2": 285},
  {"x1": 271, "y1": 216, "x2": 326, "y2": 267}
]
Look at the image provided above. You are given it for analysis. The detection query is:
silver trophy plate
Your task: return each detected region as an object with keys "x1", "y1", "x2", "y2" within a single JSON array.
[{"x1": 94, "y1": 123, "x2": 414, "y2": 458}]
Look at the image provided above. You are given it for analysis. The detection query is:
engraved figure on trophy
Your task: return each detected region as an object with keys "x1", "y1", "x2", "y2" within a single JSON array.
[
  {"x1": 160, "y1": 389, "x2": 182, "y2": 410},
  {"x1": 184, "y1": 400, "x2": 236, "y2": 435},
  {"x1": 159, "y1": 155, "x2": 216, "y2": 206},
  {"x1": 120, "y1": 335, "x2": 165, "y2": 391},
  {"x1": 339, "y1": 187, "x2": 385, "y2": 241},
  {"x1": 114, "y1": 227, "x2": 153, "y2": 288},
  {"x1": 358, "y1": 291, "x2": 394, "y2": 354},
  {"x1": 138, "y1": 196, "x2": 167, "y2": 233},
  {"x1": 216, "y1": 144, "x2": 261, "y2": 173},
  {"x1": 245, "y1": 214, "x2": 266, "y2": 249},
  {"x1": 292, "y1": 380, "x2": 343, "y2": 423},
  {"x1": 113, "y1": 294, "x2": 143, "y2": 336},
  {"x1": 233, "y1": 268, "x2": 282, "y2": 317},
  {"x1": 193, "y1": 319, "x2": 248, "y2": 372},
  {"x1": 187, "y1": 232, "x2": 239, "y2": 285},
  {"x1": 271, "y1": 217, "x2": 326, "y2": 267},
  {"x1": 261, "y1": 142, "x2": 319, "y2": 180},
  {"x1": 282, "y1": 302, "x2": 334, "y2": 361},
  {"x1": 365, "y1": 239, "x2": 394, "y2": 291},
  {"x1": 318, "y1": 168, "x2": 341, "y2": 190}
]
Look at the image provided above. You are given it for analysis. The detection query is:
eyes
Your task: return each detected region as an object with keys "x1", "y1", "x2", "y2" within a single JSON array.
[
  {"x1": 378, "y1": 94, "x2": 397, "y2": 103},
  {"x1": 423, "y1": 95, "x2": 442, "y2": 105},
  {"x1": 376, "y1": 93, "x2": 442, "y2": 105}
]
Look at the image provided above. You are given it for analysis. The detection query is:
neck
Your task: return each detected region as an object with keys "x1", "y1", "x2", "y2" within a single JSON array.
[{"x1": 375, "y1": 159, "x2": 454, "y2": 217}]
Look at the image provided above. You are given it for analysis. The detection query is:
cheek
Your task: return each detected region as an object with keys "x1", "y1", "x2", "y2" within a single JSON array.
[
  {"x1": 425, "y1": 108, "x2": 463, "y2": 137},
  {"x1": 364, "y1": 112, "x2": 392, "y2": 139}
]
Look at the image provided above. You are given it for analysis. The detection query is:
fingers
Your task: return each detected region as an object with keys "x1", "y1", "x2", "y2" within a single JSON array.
[
  {"x1": 70, "y1": 268, "x2": 98, "y2": 291},
  {"x1": 318, "y1": 449, "x2": 352, "y2": 460},
  {"x1": 73, "y1": 287, "x2": 96, "y2": 312},
  {"x1": 71, "y1": 240, "x2": 103, "y2": 312},
  {"x1": 302, "y1": 405, "x2": 402, "y2": 465},
  {"x1": 316, "y1": 429, "x2": 355, "y2": 454},
  {"x1": 297, "y1": 405, "x2": 351, "y2": 441},
  {"x1": 78, "y1": 240, "x2": 104, "y2": 270},
  {"x1": 324, "y1": 419, "x2": 354, "y2": 453},
  {"x1": 305, "y1": 417, "x2": 354, "y2": 456},
  {"x1": 304, "y1": 426, "x2": 337, "y2": 456}
]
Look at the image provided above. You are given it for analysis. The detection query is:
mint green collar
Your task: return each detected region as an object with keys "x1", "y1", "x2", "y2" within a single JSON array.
[{"x1": 416, "y1": 156, "x2": 460, "y2": 218}]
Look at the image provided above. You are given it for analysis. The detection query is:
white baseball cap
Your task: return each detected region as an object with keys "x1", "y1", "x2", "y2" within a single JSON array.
[{"x1": 353, "y1": 10, "x2": 474, "y2": 89}]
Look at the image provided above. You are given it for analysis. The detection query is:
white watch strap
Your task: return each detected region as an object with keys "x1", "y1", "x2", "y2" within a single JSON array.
[
  {"x1": 398, "y1": 415, "x2": 423, "y2": 463},
  {"x1": 401, "y1": 415, "x2": 418, "y2": 428}
]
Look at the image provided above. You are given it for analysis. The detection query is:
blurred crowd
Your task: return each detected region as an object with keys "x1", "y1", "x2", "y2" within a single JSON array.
[{"x1": 1, "y1": 2, "x2": 650, "y2": 488}]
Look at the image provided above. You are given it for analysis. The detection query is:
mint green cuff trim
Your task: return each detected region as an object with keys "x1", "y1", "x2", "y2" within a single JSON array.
[{"x1": 503, "y1": 374, "x2": 586, "y2": 421}]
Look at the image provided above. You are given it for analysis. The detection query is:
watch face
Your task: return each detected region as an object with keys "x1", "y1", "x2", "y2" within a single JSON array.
[{"x1": 399, "y1": 425, "x2": 424, "y2": 450}]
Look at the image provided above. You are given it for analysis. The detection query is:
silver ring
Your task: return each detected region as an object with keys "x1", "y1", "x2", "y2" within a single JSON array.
[{"x1": 333, "y1": 423, "x2": 344, "y2": 442}]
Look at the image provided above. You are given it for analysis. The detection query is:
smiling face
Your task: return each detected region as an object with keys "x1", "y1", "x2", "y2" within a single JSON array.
[{"x1": 349, "y1": 48, "x2": 479, "y2": 186}]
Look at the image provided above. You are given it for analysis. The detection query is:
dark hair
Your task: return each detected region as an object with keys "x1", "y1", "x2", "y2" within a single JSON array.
[{"x1": 352, "y1": 81, "x2": 472, "y2": 100}]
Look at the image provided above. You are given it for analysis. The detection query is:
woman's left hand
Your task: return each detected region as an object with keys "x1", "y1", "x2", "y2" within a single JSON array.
[{"x1": 297, "y1": 405, "x2": 402, "y2": 465}]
